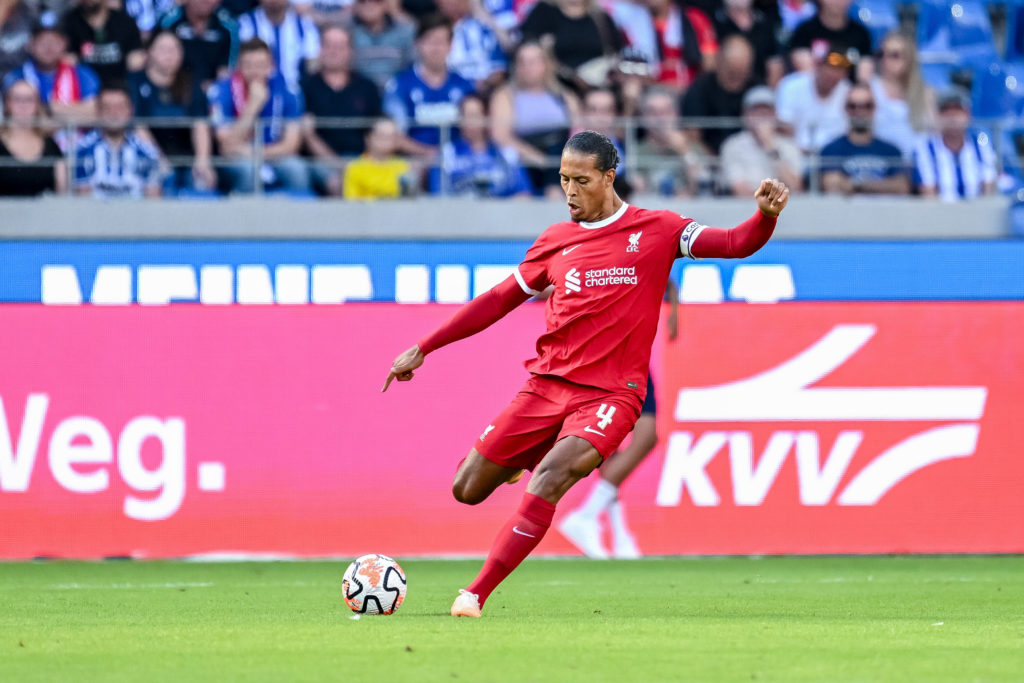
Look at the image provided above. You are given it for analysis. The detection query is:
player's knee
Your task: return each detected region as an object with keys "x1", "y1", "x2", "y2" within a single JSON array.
[{"x1": 451, "y1": 479, "x2": 485, "y2": 506}]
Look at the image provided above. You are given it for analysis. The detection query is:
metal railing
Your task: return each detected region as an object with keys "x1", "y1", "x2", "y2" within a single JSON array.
[{"x1": 0, "y1": 114, "x2": 1018, "y2": 198}]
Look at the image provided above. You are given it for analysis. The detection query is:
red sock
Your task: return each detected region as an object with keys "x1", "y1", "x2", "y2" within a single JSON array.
[{"x1": 467, "y1": 492, "x2": 556, "y2": 606}]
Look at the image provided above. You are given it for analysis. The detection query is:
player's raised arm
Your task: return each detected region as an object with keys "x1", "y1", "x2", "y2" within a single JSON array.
[
  {"x1": 382, "y1": 275, "x2": 533, "y2": 392},
  {"x1": 686, "y1": 178, "x2": 789, "y2": 260}
]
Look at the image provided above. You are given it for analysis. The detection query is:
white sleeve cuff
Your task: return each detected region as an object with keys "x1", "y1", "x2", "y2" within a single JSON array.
[
  {"x1": 679, "y1": 220, "x2": 707, "y2": 260},
  {"x1": 514, "y1": 267, "x2": 542, "y2": 296}
]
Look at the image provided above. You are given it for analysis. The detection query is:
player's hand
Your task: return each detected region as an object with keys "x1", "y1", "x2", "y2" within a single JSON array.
[
  {"x1": 382, "y1": 345, "x2": 425, "y2": 392},
  {"x1": 755, "y1": 178, "x2": 789, "y2": 217}
]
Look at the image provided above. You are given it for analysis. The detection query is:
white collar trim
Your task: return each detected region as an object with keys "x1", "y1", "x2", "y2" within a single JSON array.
[{"x1": 579, "y1": 202, "x2": 629, "y2": 229}]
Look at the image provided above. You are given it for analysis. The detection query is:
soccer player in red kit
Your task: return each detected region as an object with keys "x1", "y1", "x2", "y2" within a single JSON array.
[{"x1": 383, "y1": 131, "x2": 789, "y2": 617}]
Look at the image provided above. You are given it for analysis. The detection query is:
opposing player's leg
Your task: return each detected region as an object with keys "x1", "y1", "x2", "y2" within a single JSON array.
[{"x1": 560, "y1": 376, "x2": 658, "y2": 558}]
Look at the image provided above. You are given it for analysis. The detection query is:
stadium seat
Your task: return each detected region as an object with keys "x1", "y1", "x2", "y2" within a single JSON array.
[
  {"x1": 920, "y1": 62, "x2": 956, "y2": 89},
  {"x1": 851, "y1": 0, "x2": 901, "y2": 49},
  {"x1": 1007, "y1": 1, "x2": 1024, "y2": 60},
  {"x1": 971, "y1": 60, "x2": 1024, "y2": 116},
  {"x1": 916, "y1": 0, "x2": 1000, "y2": 67}
]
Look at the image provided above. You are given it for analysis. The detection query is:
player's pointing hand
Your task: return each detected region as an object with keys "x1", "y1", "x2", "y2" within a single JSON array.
[
  {"x1": 755, "y1": 178, "x2": 790, "y2": 217},
  {"x1": 382, "y1": 345, "x2": 425, "y2": 392}
]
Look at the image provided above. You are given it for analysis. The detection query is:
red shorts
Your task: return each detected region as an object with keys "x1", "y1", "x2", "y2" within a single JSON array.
[{"x1": 474, "y1": 375, "x2": 643, "y2": 471}]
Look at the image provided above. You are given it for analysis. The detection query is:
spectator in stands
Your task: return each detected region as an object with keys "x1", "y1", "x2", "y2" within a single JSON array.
[
  {"x1": 222, "y1": 0, "x2": 258, "y2": 15},
  {"x1": 158, "y1": 0, "x2": 241, "y2": 89},
  {"x1": 870, "y1": 32, "x2": 935, "y2": 158},
  {"x1": 714, "y1": 0, "x2": 783, "y2": 86},
  {"x1": 607, "y1": 0, "x2": 658, "y2": 75},
  {"x1": 777, "y1": 0, "x2": 815, "y2": 43},
  {"x1": 74, "y1": 85, "x2": 162, "y2": 198},
  {"x1": 719, "y1": 85, "x2": 802, "y2": 196},
  {"x1": 681, "y1": 34, "x2": 756, "y2": 155},
  {"x1": 299, "y1": 0, "x2": 351, "y2": 28},
  {"x1": 489, "y1": 40, "x2": 577, "y2": 196},
  {"x1": 436, "y1": 0, "x2": 506, "y2": 92},
  {"x1": 302, "y1": 23, "x2": 382, "y2": 195},
  {"x1": 209, "y1": 38, "x2": 310, "y2": 193},
  {"x1": 819, "y1": 83, "x2": 908, "y2": 195},
  {"x1": 0, "y1": 0, "x2": 34, "y2": 80},
  {"x1": 579, "y1": 87, "x2": 625, "y2": 171},
  {"x1": 787, "y1": 0, "x2": 871, "y2": 74},
  {"x1": 3, "y1": 21, "x2": 100, "y2": 121},
  {"x1": 127, "y1": 30, "x2": 215, "y2": 194},
  {"x1": 429, "y1": 92, "x2": 531, "y2": 197},
  {"x1": 124, "y1": 0, "x2": 177, "y2": 38},
  {"x1": 776, "y1": 42, "x2": 851, "y2": 151},
  {"x1": 913, "y1": 87, "x2": 996, "y2": 201},
  {"x1": 237, "y1": 0, "x2": 320, "y2": 88},
  {"x1": 520, "y1": 0, "x2": 623, "y2": 92},
  {"x1": 646, "y1": 0, "x2": 717, "y2": 93},
  {"x1": 0, "y1": 79, "x2": 67, "y2": 196},
  {"x1": 62, "y1": 0, "x2": 145, "y2": 85},
  {"x1": 343, "y1": 116, "x2": 413, "y2": 198},
  {"x1": 633, "y1": 85, "x2": 699, "y2": 196},
  {"x1": 348, "y1": 0, "x2": 415, "y2": 90},
  {"x1": 383, "y1": 15, "x2": 473, "y2": 154}
]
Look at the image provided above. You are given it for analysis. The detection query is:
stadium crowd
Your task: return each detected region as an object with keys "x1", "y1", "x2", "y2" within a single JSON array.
[{"x1": 0, "y1": 0, "x2": 1017, "y2": 200}]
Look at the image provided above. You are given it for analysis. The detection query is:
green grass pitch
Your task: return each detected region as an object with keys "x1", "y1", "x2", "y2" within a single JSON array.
[{"x1": 2, "y1": 556, "x2": 1022, "y2": 682}]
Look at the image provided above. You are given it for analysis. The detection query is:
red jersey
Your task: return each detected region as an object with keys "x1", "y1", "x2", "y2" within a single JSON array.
[{"x1": 514, "y1": 203, "x2": 706, "y2": 399}]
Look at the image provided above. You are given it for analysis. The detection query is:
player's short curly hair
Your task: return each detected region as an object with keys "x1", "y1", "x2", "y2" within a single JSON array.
[{"x1": 564, "y1": 130, "x2": 620, "y2": 173}]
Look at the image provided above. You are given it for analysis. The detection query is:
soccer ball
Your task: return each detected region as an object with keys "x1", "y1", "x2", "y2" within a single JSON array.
[{"x1": 342, "y1": 554, "x2": 407, "y2": 615}]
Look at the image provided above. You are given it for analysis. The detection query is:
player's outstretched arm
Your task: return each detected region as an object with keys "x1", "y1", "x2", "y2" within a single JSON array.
[
  {"x1": 382, "y1": 275, "x2": 532, "y2": 392},
  {"x1": 689, "y1": 178, "x2": 789, "y2": 260}
]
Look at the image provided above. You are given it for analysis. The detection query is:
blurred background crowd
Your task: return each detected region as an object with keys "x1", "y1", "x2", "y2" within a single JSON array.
[{"x1": 1, "y1": 0, "x2": 1022, "y2": 201}]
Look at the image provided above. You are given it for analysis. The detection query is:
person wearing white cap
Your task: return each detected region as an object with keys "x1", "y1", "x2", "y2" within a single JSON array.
[{"x1": 719, "y1": 85, "x2": 803, "y2": 196}]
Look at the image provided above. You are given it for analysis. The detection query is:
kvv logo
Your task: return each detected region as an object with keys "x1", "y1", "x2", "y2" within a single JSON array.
[{"x1": 656, "y1": 325, "x2": 988, "y2": 507}]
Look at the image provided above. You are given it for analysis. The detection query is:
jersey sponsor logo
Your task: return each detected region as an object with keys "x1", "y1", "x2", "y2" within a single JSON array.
[
  {"x1": 584, "y1": 267, "x2": 637, "y2": 287},
  {"x1": 564, "y1": 268, "x2": 581, "y2": 294},
  {"x1": 562, "y1": 244, "x2": 582, "y2": 256},
  {"x1": 627, "y1": 231, "x2": 642, "y2": 253},
  {"x1": 656, "y1": 324, "x2": 988, "y2": 508}
]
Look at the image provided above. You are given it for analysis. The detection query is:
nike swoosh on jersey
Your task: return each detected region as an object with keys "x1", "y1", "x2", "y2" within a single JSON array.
[
  {"x1": 583, "y1": 426, "x2": 606, "y2": 436},
  {"x1": 562, "y1": 244, "x2": 582, "y2": 255},
  {"x1": 512, "y1": 526, "x2": 536, "y2": 538}
]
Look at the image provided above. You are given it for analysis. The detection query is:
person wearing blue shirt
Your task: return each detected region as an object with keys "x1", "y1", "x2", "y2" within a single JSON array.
[
  {"x1": 430, "y1": 93, "x2": 531, "y2": 197},
  {"x1": 383, "y1": 14, "x2": 474, "y2": 153},
  {"x1": 208, "y1": 37, "x2": 310, "y2": 193},
  {"x1": 74, "y1": 86, "x2": 163, "y2": 198},
  {"x1": 437, "y1": 0, "x2": 507, "y2": 91},
  {"x1": 3, "y1": 22, "x2": 100, "y2": 121},
  {"x1": 821, "y1": 83, "x2": 910, "y2": 195}
]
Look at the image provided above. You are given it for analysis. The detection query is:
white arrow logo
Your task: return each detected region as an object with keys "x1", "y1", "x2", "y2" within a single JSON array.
[
  {"x1": 675, "y1": 325, "x2": 986, "y2": 422},
  {"x1": 565, "y1": 268, "x2": 581, "y2": 294}
]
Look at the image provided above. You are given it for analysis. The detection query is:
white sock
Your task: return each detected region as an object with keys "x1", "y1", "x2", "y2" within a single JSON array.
[
  {"x1": 576, "y1": 478, "x2": 619, "y2": 518},
  {"x1": 608, "y1": 499, "x2": 631, "y2": 538}
]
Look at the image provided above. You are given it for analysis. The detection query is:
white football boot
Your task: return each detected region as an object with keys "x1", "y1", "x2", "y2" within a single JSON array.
[
  {"x1": 450, "y1": 589, "x2": 482, "y2": 617},
  {"x1": 557, "y1": 510, "x2": 610, "y2": 559}
]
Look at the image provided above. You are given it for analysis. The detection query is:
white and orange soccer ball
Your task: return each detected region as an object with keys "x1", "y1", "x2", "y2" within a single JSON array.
[{"x1": 342, "y1": 554, "x2": 407, "y2": 615}]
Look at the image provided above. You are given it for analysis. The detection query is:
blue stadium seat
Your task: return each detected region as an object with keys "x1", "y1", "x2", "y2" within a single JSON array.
[
  {"x1": 851, "y1": 0, "x2": 900, "y2": 49},
  {"x1": 920, "y1": 62, "x2": 956, "y2": 90},
  {"x1": 971, "y1": 61, "x2": 1024, "y2": 117},
  {"x1": 917, "y1": 0, "x2": 999, "y2": 68},
  {"x1": 1007, "y1": 1, "x2": 1024, "y2": 60}
]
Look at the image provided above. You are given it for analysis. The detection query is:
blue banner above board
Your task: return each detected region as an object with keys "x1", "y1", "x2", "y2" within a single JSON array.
[{"x1": 0, "y1": 240, "x2": 1021, "y2": 304}]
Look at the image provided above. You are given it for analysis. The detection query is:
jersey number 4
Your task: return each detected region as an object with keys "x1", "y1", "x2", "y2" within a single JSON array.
[{"x1": 596, "y1": 404, "x2": 616, "y2": 430}]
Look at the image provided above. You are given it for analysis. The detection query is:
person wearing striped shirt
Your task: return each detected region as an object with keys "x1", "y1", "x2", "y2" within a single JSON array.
[
  {"x1": 74, "y1": 85, "x2": 162, "y2": 198},
  {"x1": 237, "y1": 0, "x2": 319, "y2": 89},
  {"x1": 913, "y1": 87, "x2": 996, "y2": 201}
]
